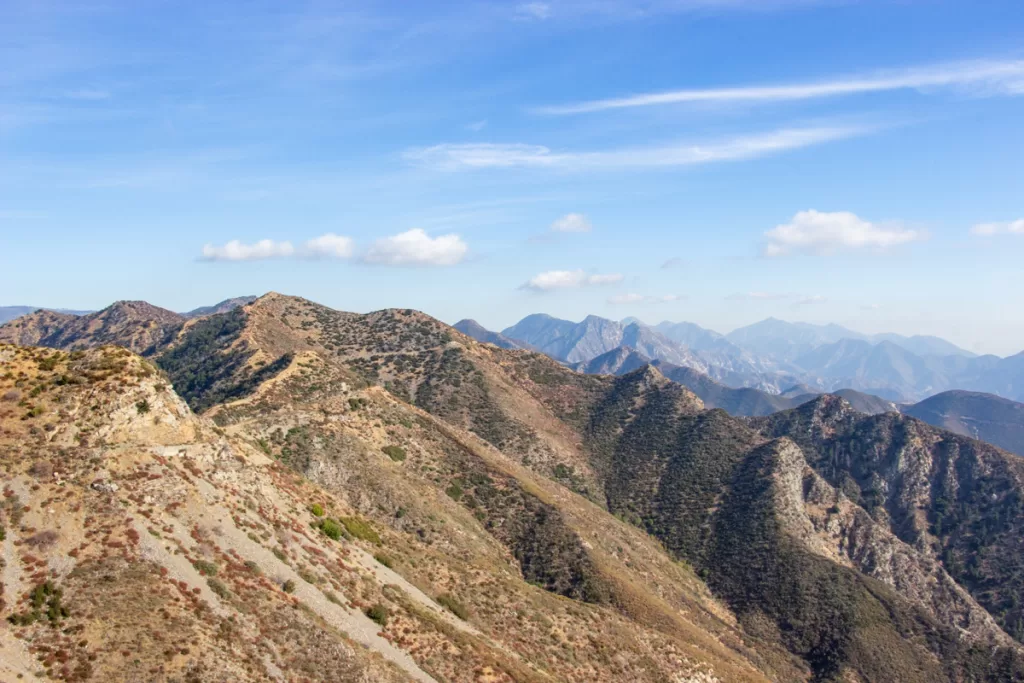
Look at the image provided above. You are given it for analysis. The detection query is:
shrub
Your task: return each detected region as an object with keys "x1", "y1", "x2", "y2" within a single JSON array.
[
  {"x1": 445, "y1": 482, "x2": 464, "y2": 501},
  {"x1": 282, "y1": 579, "x2": 296, "y2": 594},
  {"x1": 136, "y1": 399, "x2": 150, "y2": 415},
  {"x1": 436, "y1": 593, "x2": 470, "y2": 620},
  {"x1": 192, "y1": 560, "x2": 218, "y2": 576},
  {"x1": 207, "y1": 578, "x2": 230, "y2": 599},
  {"x1": 244, "y1": 560, "x2": 261, "y2": 575},
  {"x1": 374, "y1": 553, "x2": 394, "y2": 569},
  {"x1": 319, "y1": 518, "x2": 343, "y2": 541},
  {"x1": 382, "y1": 445, "x2": 406, "y2": 462},
  {"x1": 365, "y1": 603, "x2": 388, "y2": 627},
  {"x1": 310, "y1": 503, "x2": 325, "y2": 517},
  {"x1": 340, "y1": 517, "x2": 381, "y2": 544}
]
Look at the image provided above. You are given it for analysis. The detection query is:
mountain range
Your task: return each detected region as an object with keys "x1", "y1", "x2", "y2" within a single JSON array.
[
  {"x1": 489, "y1": 313, "x2": 1024, "y2": 403},
  {"x1": 3, "y1": 292, "x2": 1024, "y2": 681}
]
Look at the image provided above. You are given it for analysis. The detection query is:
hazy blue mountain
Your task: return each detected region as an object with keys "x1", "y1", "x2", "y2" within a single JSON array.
[
  {"x1": 453, "y1": 319, "x2": 524, "y2": 350},
  {"x1": 726, "y1": 317, "x2": 867, "y2": 359},
  {"x1": 652, "y1": 320, "x2": 731, "y2": 352},
  {"x1": 872, "y1": 333, "x2": 976, "y2": 358},
  {"x1": 182, "y1": 295, "x2": 257, "y2": 319}
]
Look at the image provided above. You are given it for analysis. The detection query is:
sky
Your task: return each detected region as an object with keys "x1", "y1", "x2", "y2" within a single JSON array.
[{"x1": 1, "y1": 1, "x2": 1023, "y2": 355}]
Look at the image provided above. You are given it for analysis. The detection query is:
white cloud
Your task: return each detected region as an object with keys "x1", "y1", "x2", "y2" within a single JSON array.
[
  {"x1": 551, "y1": 213, "x2": 592, "y2": 232},
  {"x1": 304, "y1": 233, "x2": 355, "y2": 259},
  {"x1": 727, "y1": 292, "x2": 792, "y2": 301},
  {"x1": 520, "y1": 269, "x2": 624, "y2": 292},
  {"x1": 201, "y1": 239, "x2": 295, "y2": 261},
  {"x1": 466, "y1": 119, "x2": 488, "y2": 132},
  {"x1": 404, "y1": 126, "x2": 868, "y2": 172},
  {"x1": 363, "y1": 228, "x2": 468, "y2": 266},
  {"x1": 794, "y1": 295, "x2": 827, "y2": 306},
  {"x1": 608, "y1": 293, "x2": 682, "y2": 304},
  {"x1": 764, "y1": 210, "x2": 923, "y2": 256},
  {"x1": 516, "y1": 2, "x2": 551, "y2": 19},
  {"x1": 970, "y1": 219, "x2": 1024, "y2": 236},
  {"x1": 533, "y1": 59, "x2": 1024, "y2": 114}
]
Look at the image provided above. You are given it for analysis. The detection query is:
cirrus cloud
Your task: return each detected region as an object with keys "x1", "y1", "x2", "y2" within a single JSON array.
[
  {"x1": 763, "y1": 210, "x2": 923, "y2": 257},
  {"x1": 363, "y1": 228, "x2": 468, "y2": 266},
  {"x1": 520, "y1": 269, "x2": 623, "y2": 292}
]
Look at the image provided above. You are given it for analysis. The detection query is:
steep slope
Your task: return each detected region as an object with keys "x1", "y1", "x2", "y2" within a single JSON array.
[
  {"x1": 904, "y1": 390, "x2": 1024, "y2": 456},
  {"x1": 753, "y1": 396, "x2": 1024, "y2": 642},
  {"x1": 576, "y1": 346, "x2": 651, "y2": 375},
  {"x1": 181, "y1": 295, "x2": 257, "y2": 319},
  {"x1": 829, "y1": 388, "x2": 899, "y2": 415},
  {"x1": 0, "y1": 301, "x2": 184, "y2": 355},
  {"x1": 653, "y1": 320, "x2": 732, "y2": 352},
  {"x1": 452, "y1": 319, "x2": 523, "y2": 350}
]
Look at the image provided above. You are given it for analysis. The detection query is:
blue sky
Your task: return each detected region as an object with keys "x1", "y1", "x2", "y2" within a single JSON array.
[{"x1": 1, "y1": 1, "x2": 1023, "y2": 355}]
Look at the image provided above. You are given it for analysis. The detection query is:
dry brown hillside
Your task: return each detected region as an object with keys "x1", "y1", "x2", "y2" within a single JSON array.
[{"x1": 0, "y1": 342, "x2": 788, "y2": 682}]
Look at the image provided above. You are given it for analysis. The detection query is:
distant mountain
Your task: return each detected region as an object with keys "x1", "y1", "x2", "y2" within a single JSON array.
[
  {"x1": 651, "y1": 361, "x2": 799, "y2": 416},
  {"x1": 0, "y1": 300, "x2": 184, "y2": 354},
  {"x1": 0, "y1": 305, "x2": 92, "y2": 324},
  {"x1": 727, "y1": 317, "x2": 976, "y2": 361},
  {"x1": 904, "y1": 391, "x2": 1024, "y2": 457},
  {"x1": 182, "y1": 295, "x2": 257, "y2": 318},
  {"x1": 453, "y1": 319, "x2": 524, "y2": 349},
  {"x1": 502, "y1": 314, "x2": 703, "y2": 367},
  {"x1": 652, "y1": 320, "x2": 732, "y2": 352},
  {"x1": 575, "y1": 346, "x2": 651, "y2": 375}
]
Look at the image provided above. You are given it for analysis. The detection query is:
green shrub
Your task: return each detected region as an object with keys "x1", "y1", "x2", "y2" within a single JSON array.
[
  {"x1": 374, "y1": 553, "x2": 394, "y2": 569},
  {"x1": 207, "y1": 578, "x2": 230, "y2": 599},
  {"x1": 382, "y1": 445, "x2": 406, "y2": 462},
  {"x1": 436, "y1": 593, "x2": 470, "y2": 620},
  {"x1": 310, "y1": 503, "x2": 325, "y2": 517},
  {"x1": 244, "y1": 560, "x2": 261, "y2": 575},
  {"x1": 136, "y1": 399, "x2": 150, "y2": 415},
  {"x1": 445, "y1": 482, "x2": 464, "y2": 501},
  {"x1": 365, "y1": 603, "x2": 388, "y2": 627},
  {"x1": 340, "y1": 517, "x2": 381, "y2": 544},
  {"x1": 319, "y1": 518, "x2": 343, "y2": 541},
  {"x1": 282, "y1": 579, "x2": 296, "y2": 594},
  {"x1": 192, "y1": 560, "x2": 218, "y2": 576}
]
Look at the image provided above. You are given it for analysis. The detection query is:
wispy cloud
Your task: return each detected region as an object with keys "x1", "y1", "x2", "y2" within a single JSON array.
[
  {"x1": 794, "y1": 294, "x2": 827, "y2": 306},
  {"x1": 515, "y1": 3, "x2": 552, "y2": 20},
  {"x1": 660, "y1": 256, "x2": 685, "y2": 269},
  {"x1": 550, "y1": 213, "x2": 592, "y2": 232},
  {"x1": 970, "y1": 219, "x2": 1024, "y2": 236},
  {"x1": 405, "y1": 125, "x2": 868, "y2": 172},
  {"x1": 763, "y1": 210, "x2": 923, "y2": 257},
  {"x1": 608, "y1": 293, "x2": 682, "y2": 304},
  {"x1": 465, "y1": 119, "x2": 488, "y2": 131},
  {"x1": 63, "y1": 88, "x2": 110, "y2": 101},
  {"x1": 533, "y1": 59, "x2": 1024, "y2": 114},
  {"x1": 726, "y1": 292, "x2": 793, "y2": 301},
  {"x1": 520, "y1": 269, "x2": 623, "y2": 292},
  {"x1": 363, "y1": 228, "x2": 468, "y2": 266}
]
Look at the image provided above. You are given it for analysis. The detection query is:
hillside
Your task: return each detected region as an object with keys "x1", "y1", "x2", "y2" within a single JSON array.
[
  {"x1": 0, "y1": 341, "x2": 782, "y2": 683},
  {"x1": 0, "y1": 301, "x2": 183, "y2": 355},
  {"x1": 903, "y1": 390, "x2": 1024, "y2": 456},
  {"x1": 5, "y1": 293, "x2": 1024, "y2": 681}
]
